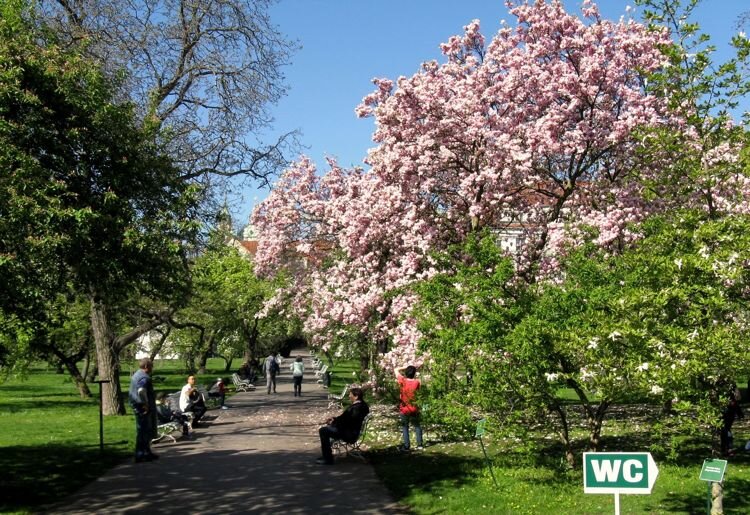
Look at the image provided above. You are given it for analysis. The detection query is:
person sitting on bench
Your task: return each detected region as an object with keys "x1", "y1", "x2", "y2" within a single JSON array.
[
  {"x1": 179, "y1": 375, "x2": 207, "y2": 425},
  {"x1": 317, "y1": 387, "x2": 369, "y2": 465},
  {"x1": 156, "y1": 392, "x2": 192, "y2": 437}
]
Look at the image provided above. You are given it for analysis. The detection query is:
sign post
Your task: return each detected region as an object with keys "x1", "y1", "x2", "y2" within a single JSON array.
[
  {"x1": 475, "y1": 418, "x2": 498, "y2": 487},
  {"x1": 93, "y1": 379, "x2": 110, "y2": 453},
  {"x1": 699, "y1": 458, "x2": 727, "y2": 515},
  {"x1": 583, "y1": 452, "x2": 659, "y2": 515}
]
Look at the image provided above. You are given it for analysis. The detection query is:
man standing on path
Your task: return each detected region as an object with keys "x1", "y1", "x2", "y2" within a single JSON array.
[
  {"x1": 317, "y1": 387, "x2": 370, "y2": 465},
  {"x1": 263, "y1": 352, "x2": 280, "y2": 394},
  {"x1": 128, "y1": 358, "x2": 158, "y2": 463},
  {"x1": 396, "y1": 365, "x2": 423, "y2": 451}
]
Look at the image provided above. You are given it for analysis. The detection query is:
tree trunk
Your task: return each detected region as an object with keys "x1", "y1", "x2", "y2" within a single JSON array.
[
  {"x1": 149, "y1": 326, "x2": 171, "y2": 362},
  {"x1": 197, "y1": 331, "x2": 216, "y2": 375},
  {"x1": 243, "y1": 318, "x2": 259, "y2": 363},
  {"x1": 588, "y1": 402, "x2": 611, "y2": 452},
  {"x1": 55, "y1": 351, "x2": 92, "y2": 399},
  {"x1": 90, "y1": 297, "x2": 126, "y2": 415},
  {"x1": 552, "y1": 405, "x2": 575, "y2": 468}
]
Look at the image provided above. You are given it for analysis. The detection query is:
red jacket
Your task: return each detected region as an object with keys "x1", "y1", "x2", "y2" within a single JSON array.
[{"x1": 398, "y1": 375, "x2": 420, "y2": 415}]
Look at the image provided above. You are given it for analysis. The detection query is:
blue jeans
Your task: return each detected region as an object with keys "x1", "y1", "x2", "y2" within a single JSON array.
[
  {"x1": 400, "y1": 413, "x2": 423, "y2": 449},
  {"x1": 135, "y1": 412, "x2": 155, "y2": 458}
]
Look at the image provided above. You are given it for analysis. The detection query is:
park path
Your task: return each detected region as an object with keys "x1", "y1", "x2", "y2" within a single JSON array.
[{"x1": 47, "y1": 352, "x2": 407, "y2": 514}]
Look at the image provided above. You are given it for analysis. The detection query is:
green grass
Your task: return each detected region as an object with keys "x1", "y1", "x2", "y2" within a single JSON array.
[
  {"x1": 5, "y1": 358, "x2": 750, "y2": 514},
  {"x1": 0, "y1": 359, "x2": 232, "y2": 514},
  {"x1": 320, "y1": 360, "x2": 750, "y2": 514},
  {"x1": 367, "y1": 439, "x2": 750, "y2": 514}
]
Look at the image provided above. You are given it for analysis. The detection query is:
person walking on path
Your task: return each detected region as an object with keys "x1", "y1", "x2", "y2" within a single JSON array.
[
  {"x1": 396, "y1": 365, "x2": 423, "y2": 451},
  {"x1": 128, "y1": 358, "x2": 158, "y2": 463},
  {"x1": 290, "y1": 356, "x2": 305, "y2": 396},
  {"x1": 263, "y1": 352, "x2": 280, "y2": 394},
  {"x1": 317, "y1": 387, "x2": 370, "y2": 465}
]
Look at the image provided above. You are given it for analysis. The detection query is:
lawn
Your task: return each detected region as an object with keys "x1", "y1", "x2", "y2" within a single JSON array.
[
  {"x1": 0, "y1": 359, "x2": 232, "y2": 514},
  {"x1": 3, "y1": 358, "x2": 750, "y2": 514}
]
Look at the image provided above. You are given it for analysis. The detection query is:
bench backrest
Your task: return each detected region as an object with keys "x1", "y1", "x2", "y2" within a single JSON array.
[
  {"x1": 356, "y1": 413, "x2": 372, "y2": 443},
  {"x1": 166, "y1": 392, "x2": 181, "y2": 412}
]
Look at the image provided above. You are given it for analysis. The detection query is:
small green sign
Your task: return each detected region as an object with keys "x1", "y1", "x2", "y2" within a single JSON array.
[
  {"x1": 475, "y1": 418, "x2": 486, "y2": 437},
  {"x1": 699, "y1": 459, "x2": 727, "y2": 483}
]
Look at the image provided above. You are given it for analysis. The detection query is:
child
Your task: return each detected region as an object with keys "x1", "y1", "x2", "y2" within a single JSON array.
[{"x1": 209, "y1": 377, "x2": 228, "y2": 409}]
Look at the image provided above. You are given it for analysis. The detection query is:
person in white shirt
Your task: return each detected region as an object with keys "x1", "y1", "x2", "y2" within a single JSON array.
[{"x1": 179, "y1": 375, "x2": 206, "y2": 424}]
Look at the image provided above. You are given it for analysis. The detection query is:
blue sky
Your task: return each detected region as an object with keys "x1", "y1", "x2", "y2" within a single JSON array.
[{"x1": 232, "y1": 0, "x2": 749, "y2": 226}]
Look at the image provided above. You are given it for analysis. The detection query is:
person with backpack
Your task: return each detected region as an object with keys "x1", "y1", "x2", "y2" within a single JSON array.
[{"x1": 263, "y1": 352, "x2": 280, "y2": 394}]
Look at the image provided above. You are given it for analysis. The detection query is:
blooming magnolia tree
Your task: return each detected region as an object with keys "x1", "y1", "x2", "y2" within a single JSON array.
[{"x1": 253, "y1": 0, "x2": 677, "y2": 368}]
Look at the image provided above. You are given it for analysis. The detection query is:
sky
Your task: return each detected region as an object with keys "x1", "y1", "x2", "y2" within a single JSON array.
[{"x1": 231, "y1": 0, "x2": 749, "y2": 227}]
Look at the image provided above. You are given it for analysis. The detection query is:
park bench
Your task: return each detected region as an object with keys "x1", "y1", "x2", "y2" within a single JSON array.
[
  {"x1": 152, "y1": 391, "x2": 194, "y2": 444},
  {"x1": 152, "y1": 420, "x2": 183, "y2": 444},
  {"x1": 331, "y1": 413, "x2": 372, "y2": 462},
  {"x1": 231, "y1": 372, "x2": 255, "y2": 392},
  {"x1": 166, "y1": 391, "x2": 194, "y2": 431},
  {"x1": 327, "y1": 384, "x2": 349, "y2": 409},
  {"x1": 197, "y1": 385, "x2": 221, "y2": 409},
  {"x1": 314, "y1": 364, "x2": 328, "y2": 379}
]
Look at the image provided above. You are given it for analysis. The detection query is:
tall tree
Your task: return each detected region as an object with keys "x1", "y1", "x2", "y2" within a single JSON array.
[
  {"x1": 253, "y1": 0, "x2": 677, "y2": 365},
  {"x1": 0, "y1": 0, "x2": 199, "y2": 413},
  {"x1": 26, "y1": 0, "x2": 296, "y2": 413}
]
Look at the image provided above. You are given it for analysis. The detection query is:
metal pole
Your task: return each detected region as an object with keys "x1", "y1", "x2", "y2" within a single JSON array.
[
  {"x1": 707, "y1": 481, "x2": 712, "y2": 515},
  {"x1": 614, "y1": 492, "x2": 620, "y2": 515},
  {"x1": 478, "y1": 436, "x2": 499, "y2": 487},
  {"x1": 93, "y1": 379, "x2": 110, "y2": 453}
]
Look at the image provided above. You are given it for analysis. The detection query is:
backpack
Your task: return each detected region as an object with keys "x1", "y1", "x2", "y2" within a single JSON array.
[{"x1": 268, "y1": 357, "x2": 279, "y2": 374}]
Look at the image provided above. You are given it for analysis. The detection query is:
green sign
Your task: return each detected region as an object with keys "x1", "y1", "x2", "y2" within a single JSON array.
[
  {"x1": 583, "y1": 452, "x2": 659, "y2": 494},
  {"x1": 475, "y1": 418, "x2": 486, "y2": 437},
  {"x1": 699, "y1": 459, "x2": 727, "y2": 483}
]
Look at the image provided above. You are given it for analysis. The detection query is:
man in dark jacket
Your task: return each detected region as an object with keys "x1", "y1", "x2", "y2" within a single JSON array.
[
  {"x1": 317, "y1": 387, "x2": 369, "y2": 465},
  {"x1": 129, "y1": 358, "x2": 157, "y2": 462}
]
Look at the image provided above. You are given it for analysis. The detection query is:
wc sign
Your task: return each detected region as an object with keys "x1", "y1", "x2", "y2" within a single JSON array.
[{"x1": 583, "y1": 452, "x2": 659, "y2": 494}]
